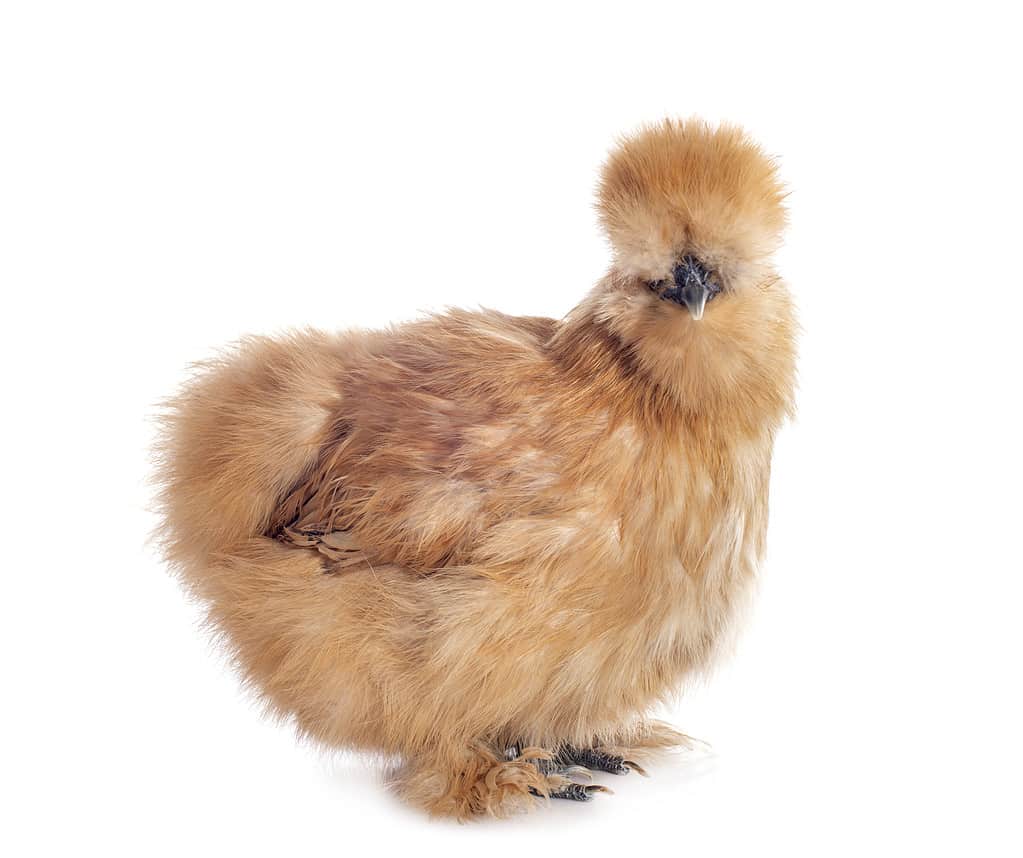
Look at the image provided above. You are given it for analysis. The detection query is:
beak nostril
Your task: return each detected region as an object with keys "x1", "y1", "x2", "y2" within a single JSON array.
[
  {"x1": 661, "y1": 256, "x2": 718, "y2": 320},
  {"x1": 672, "y1": 255, "x2": 712, "y2": 289},
  {"x1": 645, "y1": 256, "x2": 718, "y2": 319}
]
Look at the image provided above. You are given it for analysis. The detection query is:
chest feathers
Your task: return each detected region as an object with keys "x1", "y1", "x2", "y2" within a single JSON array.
[{"x1": 602, "y1": 419, "x2": 775, "y2": 684}]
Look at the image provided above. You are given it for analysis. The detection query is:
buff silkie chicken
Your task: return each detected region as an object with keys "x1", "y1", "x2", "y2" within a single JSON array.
[{"x1": 155, "y1": 118, "x2": 797, "y2": 819}]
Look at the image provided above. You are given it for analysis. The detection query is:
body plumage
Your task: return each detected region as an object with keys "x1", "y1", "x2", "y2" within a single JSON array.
[{"x1": 156, "y1": 119, "x2": 797, "y2": 817}]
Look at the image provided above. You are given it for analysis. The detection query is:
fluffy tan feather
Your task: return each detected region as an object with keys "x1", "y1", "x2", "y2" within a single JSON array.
[{"x1": 155, "y1": 118, "x2": 797, "y2": 818}]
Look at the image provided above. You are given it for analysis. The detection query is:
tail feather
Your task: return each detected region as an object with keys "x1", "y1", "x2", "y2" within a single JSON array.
[
  {"x1": 151, "y1": 330, "x2": 394, "y2": 744},
  {"x1": 153, "y1": 330, "x2": 345, "y2": 573}
]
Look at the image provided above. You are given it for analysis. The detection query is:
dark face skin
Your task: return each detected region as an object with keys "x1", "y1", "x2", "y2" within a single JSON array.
[{"x1": 647, "y1": 256, "x2": 722, "y2": 320}]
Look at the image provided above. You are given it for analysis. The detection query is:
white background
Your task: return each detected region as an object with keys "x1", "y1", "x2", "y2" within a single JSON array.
[{"x1": 2, "y1": 2, "x2": 1021, "y2": 855}]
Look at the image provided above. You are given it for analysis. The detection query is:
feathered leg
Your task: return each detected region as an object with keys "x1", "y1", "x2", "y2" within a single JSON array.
[{"x1": 394, "y1": 744, "x2": 581, "y2": 819}]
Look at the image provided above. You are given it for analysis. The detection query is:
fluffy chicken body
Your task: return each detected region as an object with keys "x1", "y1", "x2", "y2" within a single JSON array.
[{"x1": 156, "y1": 120, "x2": 797, "y2": 817}]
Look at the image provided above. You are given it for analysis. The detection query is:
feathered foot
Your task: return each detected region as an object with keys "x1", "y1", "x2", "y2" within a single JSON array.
[
  {"x1": 506, "y1": 743, "x2": 633, "y2": 802},
  {"x1": 394, "y1": 744, "x2": 589, "y2": 819},
  {"x1": 603, "y1": 719, "x2": 697, "y2": 769},
  {"x1": 510, "y1": 721, "x2": 693, "y2": 804},
  {"x1": 512, "y1": 743, "x2": 641, "y2": 778},
  {"x1": 396, "y1": 725, "x2": 691, "y2": 818}
]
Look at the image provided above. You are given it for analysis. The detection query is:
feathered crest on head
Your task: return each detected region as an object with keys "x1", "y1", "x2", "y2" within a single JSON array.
[{"x1": 597, "y1": 119, "x2": 787, "y2": 285}]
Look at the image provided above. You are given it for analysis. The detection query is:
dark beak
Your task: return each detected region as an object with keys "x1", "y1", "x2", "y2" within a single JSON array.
[
  {"x1": 674, "y1": 280, "x2": 710, "y2": 320},
  {"x1": 664, "y1": 256, "x2": 715, "y2": 320}
]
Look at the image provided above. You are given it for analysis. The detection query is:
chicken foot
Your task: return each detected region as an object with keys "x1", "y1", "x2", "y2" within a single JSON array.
[{"x1": 507, "y1": 743, "x2": 639, "y2": 801}]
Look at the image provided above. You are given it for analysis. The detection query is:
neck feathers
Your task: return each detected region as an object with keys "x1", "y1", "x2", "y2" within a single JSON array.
[{"x1": 549, "y1": 274, "x2": 797, "y2": 442}]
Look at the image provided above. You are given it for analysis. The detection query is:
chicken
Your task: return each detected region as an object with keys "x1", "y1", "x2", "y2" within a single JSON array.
[{"x1": 155, "y1": 118, "x2": 797, "y2": 819}]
